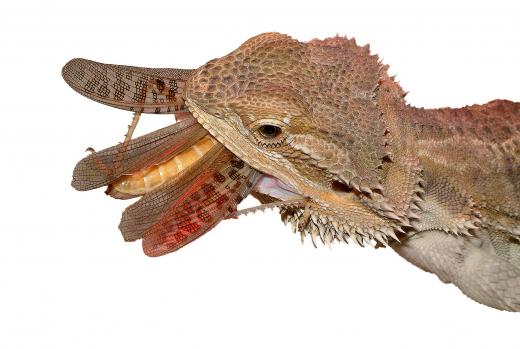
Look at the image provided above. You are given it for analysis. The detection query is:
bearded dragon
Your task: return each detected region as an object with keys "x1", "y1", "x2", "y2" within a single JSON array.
[{"x1": 62, "y1": 33, "x2": 520, "y2": 311}]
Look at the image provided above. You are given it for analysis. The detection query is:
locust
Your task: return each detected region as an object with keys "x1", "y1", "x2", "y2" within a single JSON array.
[{"x1": 63, "y1": 33, "x2": 520, "y2": 311}]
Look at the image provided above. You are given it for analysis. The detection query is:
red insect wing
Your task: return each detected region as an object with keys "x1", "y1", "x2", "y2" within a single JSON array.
[{"x1": 142, "y1": 157, "x2": 260, "y2": 256}]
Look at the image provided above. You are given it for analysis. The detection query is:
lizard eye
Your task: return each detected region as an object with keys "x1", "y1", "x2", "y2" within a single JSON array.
[
  {"x1": 258, "y1": 124, "x2": 282, "y2": 138},
  {"x1": 249, "y1": 119, "x2": 286, "y2": 148}
]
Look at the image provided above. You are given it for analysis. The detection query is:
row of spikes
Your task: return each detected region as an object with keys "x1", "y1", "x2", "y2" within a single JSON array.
[{"x1": 281, "y1": 207, "x2": 401, "y2": 248}]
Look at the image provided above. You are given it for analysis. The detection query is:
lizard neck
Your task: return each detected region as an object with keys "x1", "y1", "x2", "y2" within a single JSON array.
[
  {"x1": 406, "y1": 100, "x2": 520, "y2": 220},
  {"x1": 380, "y1": 78, "x2": 519, "y2": 222}
]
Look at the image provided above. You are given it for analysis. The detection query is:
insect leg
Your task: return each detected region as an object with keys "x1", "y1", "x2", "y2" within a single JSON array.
[{"x1": 113, "y1": 112, "x2": 141, "y2": 173}]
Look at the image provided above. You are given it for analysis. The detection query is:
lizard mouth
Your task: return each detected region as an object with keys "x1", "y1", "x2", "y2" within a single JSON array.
[
  {"x1": 253, "y1": 175, "x2": 303, "y2": 201},
  {"x1": 102, "y1": 121, "x2": 304, "y2": 206}
]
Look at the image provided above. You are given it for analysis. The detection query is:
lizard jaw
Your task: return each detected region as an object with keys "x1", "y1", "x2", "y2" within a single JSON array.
[{"x1": 185, "y1": 98, "x2": 402, "y2": 247}]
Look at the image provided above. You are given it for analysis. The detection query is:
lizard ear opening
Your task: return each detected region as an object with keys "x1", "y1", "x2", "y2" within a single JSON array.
[{"x1": 331, "y1": 180, "x2": 353, "y2": 193}]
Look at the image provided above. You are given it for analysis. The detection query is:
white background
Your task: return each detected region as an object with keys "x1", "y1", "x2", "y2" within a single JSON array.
[{"x1": 1, "y1": 0, "x2": 519, "y2": 348}]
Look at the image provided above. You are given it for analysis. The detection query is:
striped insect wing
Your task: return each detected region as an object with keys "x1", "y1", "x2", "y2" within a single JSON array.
[
  {"x1": 62, "y1": 58, "x2": 193, "y2": 114},
  {"x1": 140, "y1": 151, "x2": 261, "y2": 256}
]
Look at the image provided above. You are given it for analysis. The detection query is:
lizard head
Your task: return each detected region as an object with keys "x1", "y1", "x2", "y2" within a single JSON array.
[{"x1": 185, "y1": 33, "x2": 414, "y2": 244}]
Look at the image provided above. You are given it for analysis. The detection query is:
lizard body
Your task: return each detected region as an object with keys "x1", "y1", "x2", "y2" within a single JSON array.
[{"x1": 63, "y1": 33, "x2": 520, "y2": 311}]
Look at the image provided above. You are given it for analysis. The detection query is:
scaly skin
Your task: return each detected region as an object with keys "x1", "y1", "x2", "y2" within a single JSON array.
[{"x1": 63, "y1": 32, "x2": 520, "y2": 311}]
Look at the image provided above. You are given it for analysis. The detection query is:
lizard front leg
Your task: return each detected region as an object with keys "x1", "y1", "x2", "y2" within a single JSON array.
[{"x1": 391, "y1": 228, "x2": 520, "y2": 311}]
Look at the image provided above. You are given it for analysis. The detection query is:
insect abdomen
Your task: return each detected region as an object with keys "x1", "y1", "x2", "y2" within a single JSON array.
[{"x1": 107, "y1": 135, "x2": 217, "y2": 197}]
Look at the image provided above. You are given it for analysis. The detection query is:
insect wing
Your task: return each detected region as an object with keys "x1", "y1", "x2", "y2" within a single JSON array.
[
  {"x1": 140, "y1": 151, "x2": 261, "y2": 256},
  {"x1": 62, "y1": 58, "x2": 193, "y2": 114}
]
